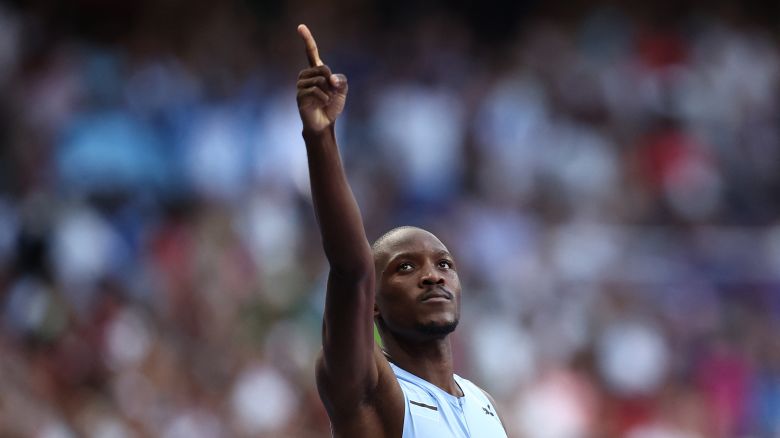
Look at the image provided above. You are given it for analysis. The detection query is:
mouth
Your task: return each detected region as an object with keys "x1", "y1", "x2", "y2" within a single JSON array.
[{"x1": 420, "y1": 287, "x2": 453, "y2": 303}]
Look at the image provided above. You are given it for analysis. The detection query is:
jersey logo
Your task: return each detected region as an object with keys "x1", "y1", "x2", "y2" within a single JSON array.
[
  {"x1": 482, "y1": 405, "x2": 495, "y2": 417},
  {"x1": 410, "y1": 400, "x2": 438, "y2": 411}
]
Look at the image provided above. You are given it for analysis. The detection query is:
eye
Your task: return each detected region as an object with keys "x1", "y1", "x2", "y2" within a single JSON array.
[
  {"x1": 438, "y1": 260, "x2": 454, "y2": 270},
  {"x1": 397, "y1": 262, "x2": 414, "y2": 272}
]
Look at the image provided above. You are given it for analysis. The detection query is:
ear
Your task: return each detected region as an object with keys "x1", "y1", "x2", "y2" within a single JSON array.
[{"x1": 373, "y1": 302, "x2": 380, "y2": 318}]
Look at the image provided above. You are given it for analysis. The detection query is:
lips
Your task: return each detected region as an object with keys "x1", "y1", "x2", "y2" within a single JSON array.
[{"x1": 420, "y1": 287, "x2": 453, "y2": 302}]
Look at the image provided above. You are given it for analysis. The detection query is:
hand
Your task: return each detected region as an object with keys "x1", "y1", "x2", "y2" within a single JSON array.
[{"x1": 296, "y1": 24, "x2": 348, "y2": 134}]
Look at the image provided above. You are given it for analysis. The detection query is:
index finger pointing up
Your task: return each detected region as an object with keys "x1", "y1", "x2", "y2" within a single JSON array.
[{"x1": 297, "y1": 24, "x2": 323, "y2": 67}]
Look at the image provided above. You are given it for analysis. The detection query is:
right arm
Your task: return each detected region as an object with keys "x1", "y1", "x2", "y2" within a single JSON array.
[{"x1": 295, "y1": 24, "x2": 378, "y2": 411}]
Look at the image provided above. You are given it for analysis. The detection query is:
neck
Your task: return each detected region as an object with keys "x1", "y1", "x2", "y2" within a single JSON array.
[{"x1": 381, "y1": 330, "x2": 462, "y2": 397}]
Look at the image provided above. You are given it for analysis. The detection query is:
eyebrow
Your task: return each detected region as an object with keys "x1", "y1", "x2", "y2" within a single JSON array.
[{"x1": 387, "y1": 250, "x2": 452, "y2": 265}]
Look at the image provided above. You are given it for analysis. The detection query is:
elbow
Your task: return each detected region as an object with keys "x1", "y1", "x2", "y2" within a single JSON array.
[{"x1": 323, "y1": 244, "x2": 375, "y2": 281}]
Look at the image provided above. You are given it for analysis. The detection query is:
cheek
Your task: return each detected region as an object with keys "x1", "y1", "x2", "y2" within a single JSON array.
[
  {"x1": 448, "y1": 272, "x2": 461, "y2": 289},
  {"x1": 379, "y1": 287, "x2": 420, "y2": 318},
  {"x1": 376, "y1": 286, "x2": 406, "y2": 309},
  {"x1": 450, "y1": 277, "x2": 463, "y2": 303},
  {"x1": 375, "y1": 289, "x2": 390, "y2": 309},
  {"x1": 385, "y1": 288, "x2": 412, "y2": 308},
  {"x1": 385, "y1": 276, "x2": 413, "y2": 295}
]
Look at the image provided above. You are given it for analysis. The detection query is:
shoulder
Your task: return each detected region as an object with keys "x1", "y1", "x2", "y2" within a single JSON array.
[
  {"x1": 478, "y1": 386, "x2": 499, "y2": 409},
  {"x1": 454, "y1": 374, "x2": 488, "y2": 398},
  {"x1": 478, "y1": 386, "x2": 508, "y2": 431},
  {"x1": 457, "y1": 376, "x2": 508, "y2": 429}
]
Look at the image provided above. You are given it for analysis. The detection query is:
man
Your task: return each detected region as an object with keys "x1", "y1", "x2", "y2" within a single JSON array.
[{"x1": 296, "y1": 24, "x2": 509, "y2": 437}]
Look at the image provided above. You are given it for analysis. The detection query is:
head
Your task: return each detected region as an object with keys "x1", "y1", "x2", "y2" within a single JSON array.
[{"x1": 372, "y1": 226, "x2": 461, "y2": 342}]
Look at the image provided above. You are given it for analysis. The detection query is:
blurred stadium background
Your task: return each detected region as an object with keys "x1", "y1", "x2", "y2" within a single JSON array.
[{"x1": 1, "y1": 0, "x2": 780, "y2": 436}]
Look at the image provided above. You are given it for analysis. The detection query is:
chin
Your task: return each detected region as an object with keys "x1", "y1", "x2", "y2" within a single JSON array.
[{"x1": 416, "y1": 319, "x2": 459, "y2": 337}]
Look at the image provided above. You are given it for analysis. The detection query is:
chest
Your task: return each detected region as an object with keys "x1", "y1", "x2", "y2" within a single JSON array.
[{"x1": 399, "y1": 380, "x2": 507, "y2": 438}]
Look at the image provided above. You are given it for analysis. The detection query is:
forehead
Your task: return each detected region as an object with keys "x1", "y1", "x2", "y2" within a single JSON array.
[{"x1": 375, "y1": 228, "x2": 449, "y2": 262}]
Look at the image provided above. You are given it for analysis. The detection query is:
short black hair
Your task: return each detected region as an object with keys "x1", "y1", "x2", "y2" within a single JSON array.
[{"x1": 371, "y1": 226, "x2": 420, "y2": 253}]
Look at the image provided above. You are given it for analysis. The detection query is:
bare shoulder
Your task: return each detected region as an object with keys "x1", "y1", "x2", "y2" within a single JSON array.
[{"x1": 315, "y1": 345, "x2": 405, "y2": 438}]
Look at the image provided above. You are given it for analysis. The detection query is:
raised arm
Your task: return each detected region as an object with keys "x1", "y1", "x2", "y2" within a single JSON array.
[{"x1": 296, "y1": 24, "x2": 378, "y2": 411}]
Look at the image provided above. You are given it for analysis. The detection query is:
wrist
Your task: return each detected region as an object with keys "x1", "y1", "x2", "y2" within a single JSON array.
[{"x1": 302, "y1": 124, "x2": 335, "y2": 141}]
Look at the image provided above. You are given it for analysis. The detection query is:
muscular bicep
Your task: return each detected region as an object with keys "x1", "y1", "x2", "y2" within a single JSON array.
[{"x1": 317, "y1": 269, "x2": 379, "y2": 409}]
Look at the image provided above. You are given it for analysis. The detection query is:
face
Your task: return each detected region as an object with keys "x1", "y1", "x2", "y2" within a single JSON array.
[{"x1": 373, "y1": 228, "x2": 461, "y2": 341}]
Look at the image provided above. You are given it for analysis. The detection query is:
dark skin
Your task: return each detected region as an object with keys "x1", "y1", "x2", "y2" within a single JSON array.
[{"x1": 296, "y1": 24, "x2": 504, "y2": 437}]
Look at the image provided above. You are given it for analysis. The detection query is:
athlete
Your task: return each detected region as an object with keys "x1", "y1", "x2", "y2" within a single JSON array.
[{"x1": 296, "y1": 24, "x2": 509, "y2": 437}]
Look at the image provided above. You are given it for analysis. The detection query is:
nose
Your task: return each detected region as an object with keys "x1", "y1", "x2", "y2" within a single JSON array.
[{"x1": 419, "y1": 265, "x2": 445, "y2": 287}]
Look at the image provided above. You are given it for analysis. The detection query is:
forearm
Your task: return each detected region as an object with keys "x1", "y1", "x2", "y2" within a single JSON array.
[
  {"x1": 297, "y1": 24, "x2": 380, "y2": 408},
  {"x1": 304, "y1": 126, "x2": 373, "y2": 277}
]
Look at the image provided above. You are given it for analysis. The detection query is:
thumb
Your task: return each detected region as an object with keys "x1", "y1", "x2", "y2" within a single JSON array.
[{"x1": 329, "y1": 74, "x2": 348, "y2": 92}]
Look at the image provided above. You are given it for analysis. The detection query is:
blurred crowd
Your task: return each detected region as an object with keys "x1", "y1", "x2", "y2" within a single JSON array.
[{"x1": 0, "y1": 0, "x2": 779, "y2": 437}]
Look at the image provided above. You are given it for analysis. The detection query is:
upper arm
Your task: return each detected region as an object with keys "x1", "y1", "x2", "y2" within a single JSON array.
[
  {"x1": 317, "y1": 343, "x2": 405, "y2": 436},
  {"x1": 316, "y1": 262, "x2": 380, "y2": 410}
]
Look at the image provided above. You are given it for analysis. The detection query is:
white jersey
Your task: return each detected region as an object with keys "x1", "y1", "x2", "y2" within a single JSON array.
[{"x1": 390, "y1": 362, "x2": 508, "y2": 437}]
